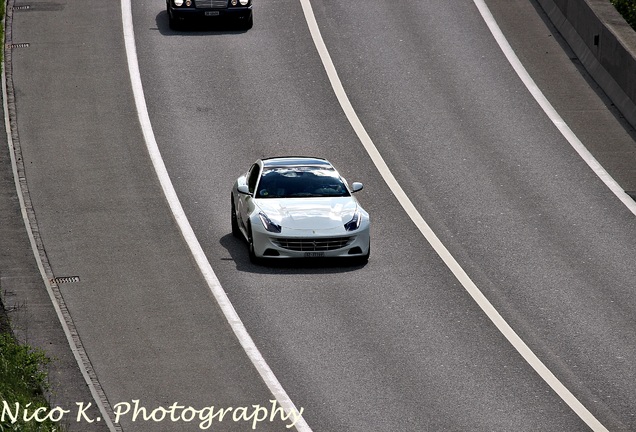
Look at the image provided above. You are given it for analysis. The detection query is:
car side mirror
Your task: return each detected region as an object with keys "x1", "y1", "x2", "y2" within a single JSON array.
[
  {"x1": 351, "y1": 182, "x2": 363, "y2": 193},
  {"x1": 237, "y1": 184, "x2": 251, "y2": 195}
]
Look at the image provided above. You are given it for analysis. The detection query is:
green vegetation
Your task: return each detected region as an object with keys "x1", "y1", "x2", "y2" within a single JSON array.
[
  {"x1": 611, "y1": 0, "x2": 636, "y2": 30},
  {"x1": 0, "y1": 333, "x2": 63, "y2": 431}
]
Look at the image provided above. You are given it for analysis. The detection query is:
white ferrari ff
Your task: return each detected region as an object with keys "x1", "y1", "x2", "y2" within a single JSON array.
[{"x1": 231, "y1": 157, "x2": 370, "y2": 263}]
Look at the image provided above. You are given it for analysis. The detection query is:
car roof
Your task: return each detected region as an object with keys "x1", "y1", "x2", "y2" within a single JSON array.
[{"x1": 261, "y1": 157, "x2": 333, "y2": 168}]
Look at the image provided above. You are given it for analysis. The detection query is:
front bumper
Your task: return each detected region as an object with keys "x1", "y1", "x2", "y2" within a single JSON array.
[
  {"x1": 168, "y1": 6, "x2": 252, "y2": 22},
  {"x1": 251, "y1": 225, "x2": 371, "y2": 259}
]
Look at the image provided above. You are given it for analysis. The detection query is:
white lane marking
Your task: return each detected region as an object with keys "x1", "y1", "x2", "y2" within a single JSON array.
[
  {"x1": 120, "y1": 2, "x2": 311, "y2": 431},
  {"x1": 474, "y1": 0, "x2": 636, "y2": 217},
  {"x1": 299, "y1": 0, "x2": 609, "y2": 430}
]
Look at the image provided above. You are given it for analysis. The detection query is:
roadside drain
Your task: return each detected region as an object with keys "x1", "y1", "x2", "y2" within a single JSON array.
[{"x1": 52, "y1": 276, "x2": 81, "y2": 284}]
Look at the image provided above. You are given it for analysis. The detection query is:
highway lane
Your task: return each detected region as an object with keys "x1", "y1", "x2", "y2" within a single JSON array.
[
  {"x1": 133, "y1": 0, "x2": 636, "y2": 430},
  {"x1": 6, "y1": 0, "x2": 636, "y2": 431},
  {"x1": 485, "y1": 0, "x2": 636, "y2": 192},
  {"x1": 308, "y1": 0, "x2": 636, "y2": 429},
  {"x1": 7, "y1": 1, "x2": 292, "y2": 431}
]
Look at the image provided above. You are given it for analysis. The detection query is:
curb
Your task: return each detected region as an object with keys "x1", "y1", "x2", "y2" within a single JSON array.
[{"x1": 537, "y1": 0, "x2": 636, "y2": 130}]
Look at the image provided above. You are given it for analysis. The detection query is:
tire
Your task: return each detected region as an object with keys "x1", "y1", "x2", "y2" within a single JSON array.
[
  {"x1": 358, "y1": 241, "x2": 370, "y2": 265},
  {"x1": 168, "y1": 10, "x2": 182, "y2": 31},
  {"x1": 247, "y1": 224, "x2": 260, "y2": 265},
  {"x1": 242, "y1": 14, "x2": 253, "y2": 30},
  {"x1": 231, "y1": 195, "x2": 241, "y2": 238}
]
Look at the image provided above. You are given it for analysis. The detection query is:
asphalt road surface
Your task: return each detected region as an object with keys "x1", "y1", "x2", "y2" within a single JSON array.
[{"x1": 3, "y1": 0, "x2": 636, "y2": 431}]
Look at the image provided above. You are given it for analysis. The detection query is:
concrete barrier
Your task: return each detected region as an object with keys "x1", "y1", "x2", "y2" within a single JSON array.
[{"x1": 536, "y1": 0, "x2": 636, "y2": 129}]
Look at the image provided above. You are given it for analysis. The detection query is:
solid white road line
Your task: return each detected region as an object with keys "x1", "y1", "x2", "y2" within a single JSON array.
[
  {"x1": 474, "y1": 0, "x2": 636, "y2": 217},
  {"x1": 120, "y1": 2, "x2": 311, "y2": 431},
  {"x1": 299, "y1": 0, "x2": 609, "y2": 430}
]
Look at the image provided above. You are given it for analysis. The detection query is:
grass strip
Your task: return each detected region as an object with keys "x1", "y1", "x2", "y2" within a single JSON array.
[{"x1": 0, "y1": 334, "x2": 59, "y2": 431}]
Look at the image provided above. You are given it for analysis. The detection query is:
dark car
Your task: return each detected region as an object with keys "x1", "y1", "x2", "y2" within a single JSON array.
[{"x1": 166, "y1": 0, "x2": 253, "y2": 30}]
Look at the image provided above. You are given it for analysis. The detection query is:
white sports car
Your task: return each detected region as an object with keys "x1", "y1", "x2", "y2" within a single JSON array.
[{"x1": 231, "y1": 157, "x2": 370, "y2": 263}]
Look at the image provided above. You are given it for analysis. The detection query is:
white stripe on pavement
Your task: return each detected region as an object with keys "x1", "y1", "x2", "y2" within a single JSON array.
[
  {"x1": 120, "y1": 2, "x2": 311, "y2": 430},
  {"x1": 300, "y1": 0, "x2": 609, "y2": 430}
]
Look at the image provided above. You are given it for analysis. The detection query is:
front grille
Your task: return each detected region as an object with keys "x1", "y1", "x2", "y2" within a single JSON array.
[
  {"x1": 195, "y1": 0, "x2": 227, "y2": 9},
  {"x1": 273, "y1": 237, "x2": 352, "y2": 252}
]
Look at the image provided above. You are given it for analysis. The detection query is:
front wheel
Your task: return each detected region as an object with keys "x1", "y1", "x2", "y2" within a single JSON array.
[
  {"x1": 231, "y1": 195, "x2": 241, "y2": 238},
  {"x1": 357, "y1": 241, "x2": 370, "y2": 265},
  {"x1": 242, "y1": 14, "x2": 253, "y2": 30},
  {"x1": 168, "y1": 9, "x2": 183, "y2": 30},
  {"x1": 247, "y1": 224, "x2": 260, "y2": 265}
]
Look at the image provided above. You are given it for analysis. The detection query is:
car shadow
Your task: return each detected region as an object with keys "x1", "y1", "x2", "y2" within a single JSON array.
[
  {"x1": 155, "y1": 11, "x2": 250, "y2": 36},
  {"x1": 218, "y1": 234, "x2": 368, "y2": 275}
]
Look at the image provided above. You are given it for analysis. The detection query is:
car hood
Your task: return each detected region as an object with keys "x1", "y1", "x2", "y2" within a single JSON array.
[{"x1": 255, "y1": 197, "x2": 358, "y2": 230}]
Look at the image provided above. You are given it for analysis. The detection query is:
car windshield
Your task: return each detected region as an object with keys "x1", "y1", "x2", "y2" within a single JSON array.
[{"x1": 256, "y1": 166, "x2": 351, "y2": 198}]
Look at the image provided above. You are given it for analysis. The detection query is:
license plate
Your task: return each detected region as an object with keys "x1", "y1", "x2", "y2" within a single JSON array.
[
  {"x1": 205, "y1": 11, "x2": 220, "y2": 16},
  {"x1": 304, "y1": 252, "x2": 324, "y2": 258}
]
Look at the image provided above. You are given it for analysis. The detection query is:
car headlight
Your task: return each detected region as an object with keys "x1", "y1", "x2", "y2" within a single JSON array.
[
  {"x1": 344, "y1": 209, "x2": 361, "y2": 231},
  {"x1": 231, "y1": 0, "x2": 238, "y2": 5},
  {"x1": 259, "y1": 212, "x2": 282, "y2": 233},
  {"x1": 239, "y1": 0, "x2": 249, "y2": 5},
  {"x1": 174, "y1": 0, "x2": 184, "y2": 6}
]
